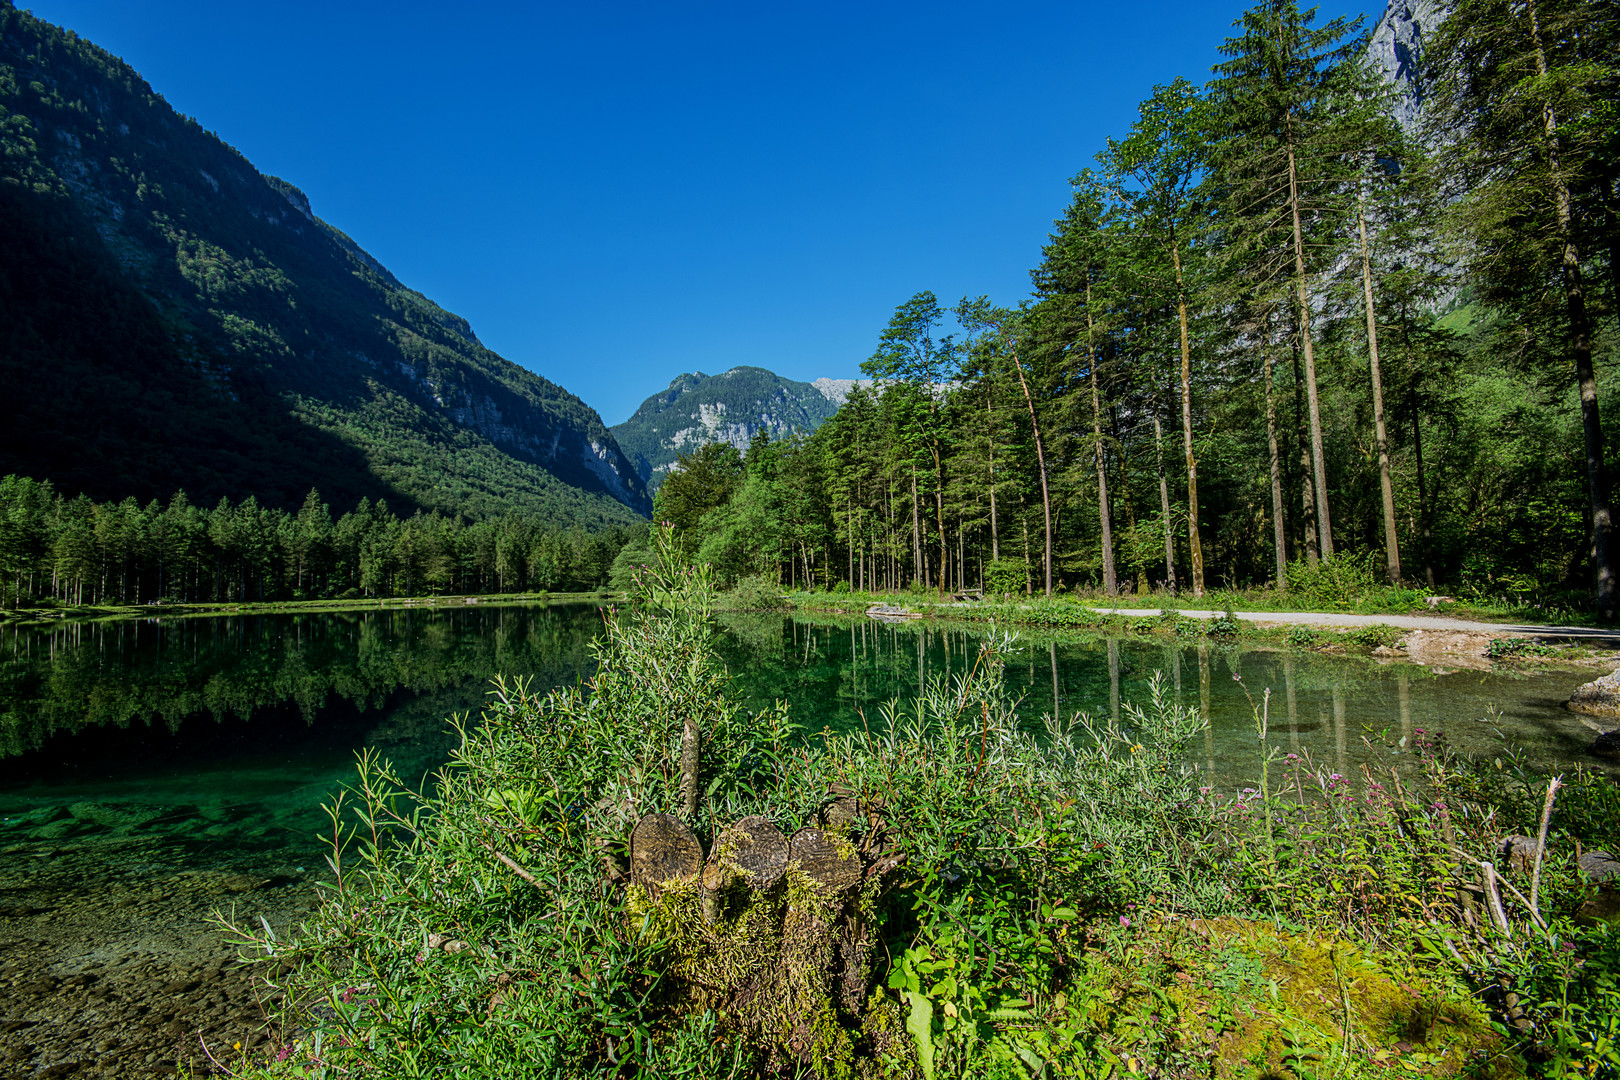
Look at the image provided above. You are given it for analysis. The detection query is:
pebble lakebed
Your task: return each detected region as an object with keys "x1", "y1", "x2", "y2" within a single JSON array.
[{"x1": 2, "y1": 804, "x2": 321, "y2": 1078}]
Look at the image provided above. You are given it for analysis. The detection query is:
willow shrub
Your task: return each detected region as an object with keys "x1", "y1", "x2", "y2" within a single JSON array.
[
  {"x1": 222, "y1": 530, "x2": 1616, "y2": 1077},
  {"x1": 222, "y1": 532, "x2": 1216, "y2": 1078}
]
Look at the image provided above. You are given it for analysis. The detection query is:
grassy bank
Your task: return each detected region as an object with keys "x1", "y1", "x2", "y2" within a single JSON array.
[
  {"x1": 767, "y1": 587, "x2": 1617, "y2": 668},
  {"x1": 761, "y1": 549, "x2": 1600, "y2": 629},
  {"x1": 212, "y1": 540, "x2": 1620, "y2": 1078},
  {"x1": 0, "y1": 589, "x2": 624, "y2": 627}
]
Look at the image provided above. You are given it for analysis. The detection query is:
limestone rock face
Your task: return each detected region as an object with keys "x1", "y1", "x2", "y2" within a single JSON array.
[
  {"x1": 610, "y1": 366, "x2": 847, "y2": 493},
  {"x1": 1367, "y1": 0, "x2": 1448, "y2": 129}
]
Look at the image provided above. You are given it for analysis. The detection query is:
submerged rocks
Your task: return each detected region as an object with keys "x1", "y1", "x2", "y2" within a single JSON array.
[
  {"x1": 1592, "y1": 730, "x2": 1620, "y2": 759},
  {"x1": 1566, "y1": 670, "x2": 1620, "y2": 718},
  {"x1": 66, "y1": 801, "x2": 165, "y2": 829},
  {"x1": 1577, "y1": 850, "x2": 1620, "y2": 926},
  {"x1": 1565, "y1": 671, "x2": 1620, "y2": 756}
]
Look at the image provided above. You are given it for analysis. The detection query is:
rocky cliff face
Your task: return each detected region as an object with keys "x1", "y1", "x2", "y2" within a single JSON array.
[
  {"x1": 610, "y1": 367, "x2": 850, "y2": 491},
  {"x1": 0, "y1": 4, "x2": 648, "y2": 523},
  {"x1": 1368, "y1": 0, "x2": 1448, "y2": 129}
]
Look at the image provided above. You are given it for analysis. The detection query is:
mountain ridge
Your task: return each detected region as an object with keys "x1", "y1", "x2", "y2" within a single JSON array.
[
  {"x1": 610, "y1": 366, "x2": 857, "y2": 491},
  {"x1": 0, "y1": 2, "x2": 647, "y2": 525}
]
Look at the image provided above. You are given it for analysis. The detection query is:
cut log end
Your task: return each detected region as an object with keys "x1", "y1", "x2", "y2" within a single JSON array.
[
  {"x1": 631, "y1": 812, "x2": 703, "y2": 889},
  {"x1": 714, "y1": 814, "x2": 789, "y2": 890},
  {"x1": 789, "y1": 826, "x2": 863, "y2": 893}
]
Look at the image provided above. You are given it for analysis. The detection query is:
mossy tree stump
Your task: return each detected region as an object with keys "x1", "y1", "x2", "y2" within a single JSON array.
[{"x1": 624, "y1": 798, "x2": 903, "y2": 1072}]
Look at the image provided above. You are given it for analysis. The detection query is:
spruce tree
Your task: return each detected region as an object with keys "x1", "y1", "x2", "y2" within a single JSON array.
[
  {"x1": 1427, "y1": 0, "x2": 1620, "y2": 616},
  {"x1": 1206, "y1": 0, "x2": 1369, "y2": 564}
]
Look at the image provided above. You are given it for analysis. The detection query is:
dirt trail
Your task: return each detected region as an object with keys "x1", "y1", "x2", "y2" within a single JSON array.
[{"x1": 1088, "y1": 607, "x2": 1620, "y2": 640}]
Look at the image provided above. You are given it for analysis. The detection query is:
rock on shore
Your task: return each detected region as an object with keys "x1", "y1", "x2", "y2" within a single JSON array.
[{"x1": 1567, "y1": 670, "x2": 1620, "y2": 718}]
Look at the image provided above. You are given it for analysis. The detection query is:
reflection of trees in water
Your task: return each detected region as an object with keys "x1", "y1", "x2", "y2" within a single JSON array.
[
  {"x1": 0, "y1": 605, "x2": 603, "y2": 757},
  {"x1": 707, "y1": 617, "x2": 1477, "y2": 758}
]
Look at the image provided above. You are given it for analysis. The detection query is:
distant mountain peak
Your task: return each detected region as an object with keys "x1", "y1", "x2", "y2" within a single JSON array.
[{"x1": 611, "y1": 367, "x2": 850, "y2": 491}]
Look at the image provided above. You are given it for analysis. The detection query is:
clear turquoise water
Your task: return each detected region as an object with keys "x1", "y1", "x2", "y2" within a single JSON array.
[{"x1": 0, "y1": 604, "x2": 1606, "y2": 860}]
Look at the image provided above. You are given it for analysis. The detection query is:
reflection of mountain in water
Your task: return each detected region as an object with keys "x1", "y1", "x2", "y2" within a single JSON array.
[{"x1": 0, "y1": 604, "x2": 605, "y2": 758}]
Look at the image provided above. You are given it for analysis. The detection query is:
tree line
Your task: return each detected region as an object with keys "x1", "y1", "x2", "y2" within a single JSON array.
[
  {"x1": 657, "y1": 0, "x2": 1619, "y2": 609},
  {"x1": 0, "y1": 475, "x2": 640, "y2": 609}
]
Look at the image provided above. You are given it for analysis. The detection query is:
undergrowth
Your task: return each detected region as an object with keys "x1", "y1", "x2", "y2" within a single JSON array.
[{"x1": 219, "y1": 527, "x2": 1620, "y2": 1078}]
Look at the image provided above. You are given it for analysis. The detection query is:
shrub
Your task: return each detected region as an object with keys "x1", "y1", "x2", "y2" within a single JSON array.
[
  {"x1": 718, "y1": 573, "x2": 784, "y2": 611},
  {"x1": 982, "y1": 557, "x2": 1027, "y2": 596},
  {"x1": 1286, "y1": 551, "x2": 1381, "y2": 608},
  {"x1": 1284, "y1": 624, "x2": 1322, "y2": 648},
  {"x1": 831, "y1": 579, "x2": 850, "y2": 594},
  {"x1": 1345, "y1": 623, "x2": 1403, "y2": 649},
  {"x1": 1486, "y1": 636, "x2": 1555, "y2": 658}
]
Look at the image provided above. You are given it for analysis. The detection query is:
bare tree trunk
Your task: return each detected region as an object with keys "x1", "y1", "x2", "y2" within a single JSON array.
[
  {"x1": 1287, "y1": 119, "x2": 1334, "y2": 558},
  {"x1": 1410, "y1": 392, "x2": 1436, "y2": 588},
  {"x1": 1265, "y1": 345, "x2": 1288, "y2": 590},
  {"x1": 679, "y1": 715, "x2": 700, "y2": 819},
  {"x1": 1154, "y1": 411, "x2": 1177, "y2": 594},
  {"x1": 1172, "y1": 245, "x2": 1205, "y2": 595},
  {"x1": 1358, "y1": 183, "x2": 1402, "y2": 585},
  {"x1": 932, "y1": 440, "x2": 947, "y2": 592},
  {"x1": 909, "y1": 472, "x2": 924, "y2": 587},
  {"x1": 1090, "y1": 332, "x2": 1117, "y2": 596},
  {"x1": 986, "y1": 383, "x2": 1000, "y2": 562},
  {"x1": 1529, "y1": 0, "x2": 1613, "y2": 617},
  {"x1": 1010, "y1": 340, "x2": 1054, "y2": 597},
  {"x1": 1292, "y1": 338, "x2": 1320, "y2": 566}
]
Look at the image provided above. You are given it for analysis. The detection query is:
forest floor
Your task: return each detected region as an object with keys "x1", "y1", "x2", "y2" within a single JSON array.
[{"x1": 0, "y1": 590, "x2": 619, "y2": 627}]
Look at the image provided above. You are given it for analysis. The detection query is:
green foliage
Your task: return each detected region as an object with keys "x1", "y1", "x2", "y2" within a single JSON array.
[
  {"x1": 1285, "y1": 624, "x2": 1324, "y2": 648},
  {"x1": 983, "y1": 558, "x2": 1027, "y2": 596},
  {"x1": 0, "y1": 474, "x2": 639, "y2": 608},
  {"x1": 1286, "y1": 552, "x2": 1383, "y2": 609},
  {"x1": 1344, "y1": 623, "x2": 1403, "y2": 649},
  {"x1": 1486, "y1": 637, "x2": 1557, "y2": 659},
  {"x1": 717, "y1": 574, "x2": 783, "y2": 612}
]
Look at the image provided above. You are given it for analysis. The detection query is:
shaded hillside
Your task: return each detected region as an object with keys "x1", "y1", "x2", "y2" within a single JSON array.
[
  {"x1": 611, "y1": 366, "x2": 850, "y2": 491},
  {"x1": 0, "y1": 3, "x2": 647, "y2": 526}
]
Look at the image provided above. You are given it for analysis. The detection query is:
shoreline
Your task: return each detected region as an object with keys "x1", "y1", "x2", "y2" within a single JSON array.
[{"x1": 0, "y1": 590, "x2": 626, "y2": 628}]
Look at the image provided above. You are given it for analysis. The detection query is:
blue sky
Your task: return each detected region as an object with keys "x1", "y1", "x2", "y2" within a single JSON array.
[{"x1": 29, "y1": 0, "x2": 1378, "y2": 425}]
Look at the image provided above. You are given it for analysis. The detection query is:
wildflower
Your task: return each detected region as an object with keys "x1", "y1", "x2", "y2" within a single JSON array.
[{"x1": 1120, "y1": 916, "x2": 1131, "y2": 927}]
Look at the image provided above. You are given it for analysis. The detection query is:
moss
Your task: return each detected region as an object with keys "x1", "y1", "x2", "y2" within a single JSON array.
[
  {"x1": 623, "y1": 867, "x2": 873, "y2": 1076},
  {"x1": 1054, "y1": 918, "x2": 1508, "y2": 1079}
]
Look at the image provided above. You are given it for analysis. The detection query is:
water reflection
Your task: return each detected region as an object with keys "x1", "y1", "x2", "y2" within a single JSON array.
[
  {"x1": 712, "y1": 613, "x2": 1603, "y2": 783},
  {"x1": 0, "y1": 607, "x2": 1605, "y2": 857},
  {"x1": 0, "y1": 604, "x2": 605, "y2": 759}
]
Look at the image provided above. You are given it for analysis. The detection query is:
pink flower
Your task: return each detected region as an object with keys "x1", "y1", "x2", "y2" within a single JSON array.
[{"x1": 1120, "y1": 916, "x2": 1131, "y2": 927}]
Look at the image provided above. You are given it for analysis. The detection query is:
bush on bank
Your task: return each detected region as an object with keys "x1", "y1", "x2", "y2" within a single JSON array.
[{"x1": 223, "y1": 534, "x2": 1620, "y2": 1078}]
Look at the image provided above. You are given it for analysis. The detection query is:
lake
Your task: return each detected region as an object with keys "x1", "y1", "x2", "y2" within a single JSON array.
[{"x1": 0, "y1": 602, "x2": 1608, "y2": 1075}]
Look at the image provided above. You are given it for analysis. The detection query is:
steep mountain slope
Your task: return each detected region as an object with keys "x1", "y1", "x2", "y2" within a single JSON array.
[
  {"x1": 0, "y1": 3, "x2": 647, "y2": 525},
  {"x1": 610, "y1": 367, "x2": 853, "y2": 490}
]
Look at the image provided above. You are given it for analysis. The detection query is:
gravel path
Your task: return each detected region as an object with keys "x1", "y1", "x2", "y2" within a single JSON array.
[{"x1": 1087, "y1": 607, "x2": 1620, "y2": 640}]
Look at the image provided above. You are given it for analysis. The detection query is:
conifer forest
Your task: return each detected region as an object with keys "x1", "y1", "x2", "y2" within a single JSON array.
[{"x1": 655, "y1": 0, "x2": 1620, "y2": 614}]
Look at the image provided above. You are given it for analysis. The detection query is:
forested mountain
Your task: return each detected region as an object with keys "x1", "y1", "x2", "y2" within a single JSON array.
[
  {"x1": 655, "y1": 0, "x2": 1620, "y2": 612},
  {"x1": 610, "y1": 366, "x2": 850, "y2": 491},
  {"x1": 0, "y1": 2, "x2": 647, "y2": 527}
]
